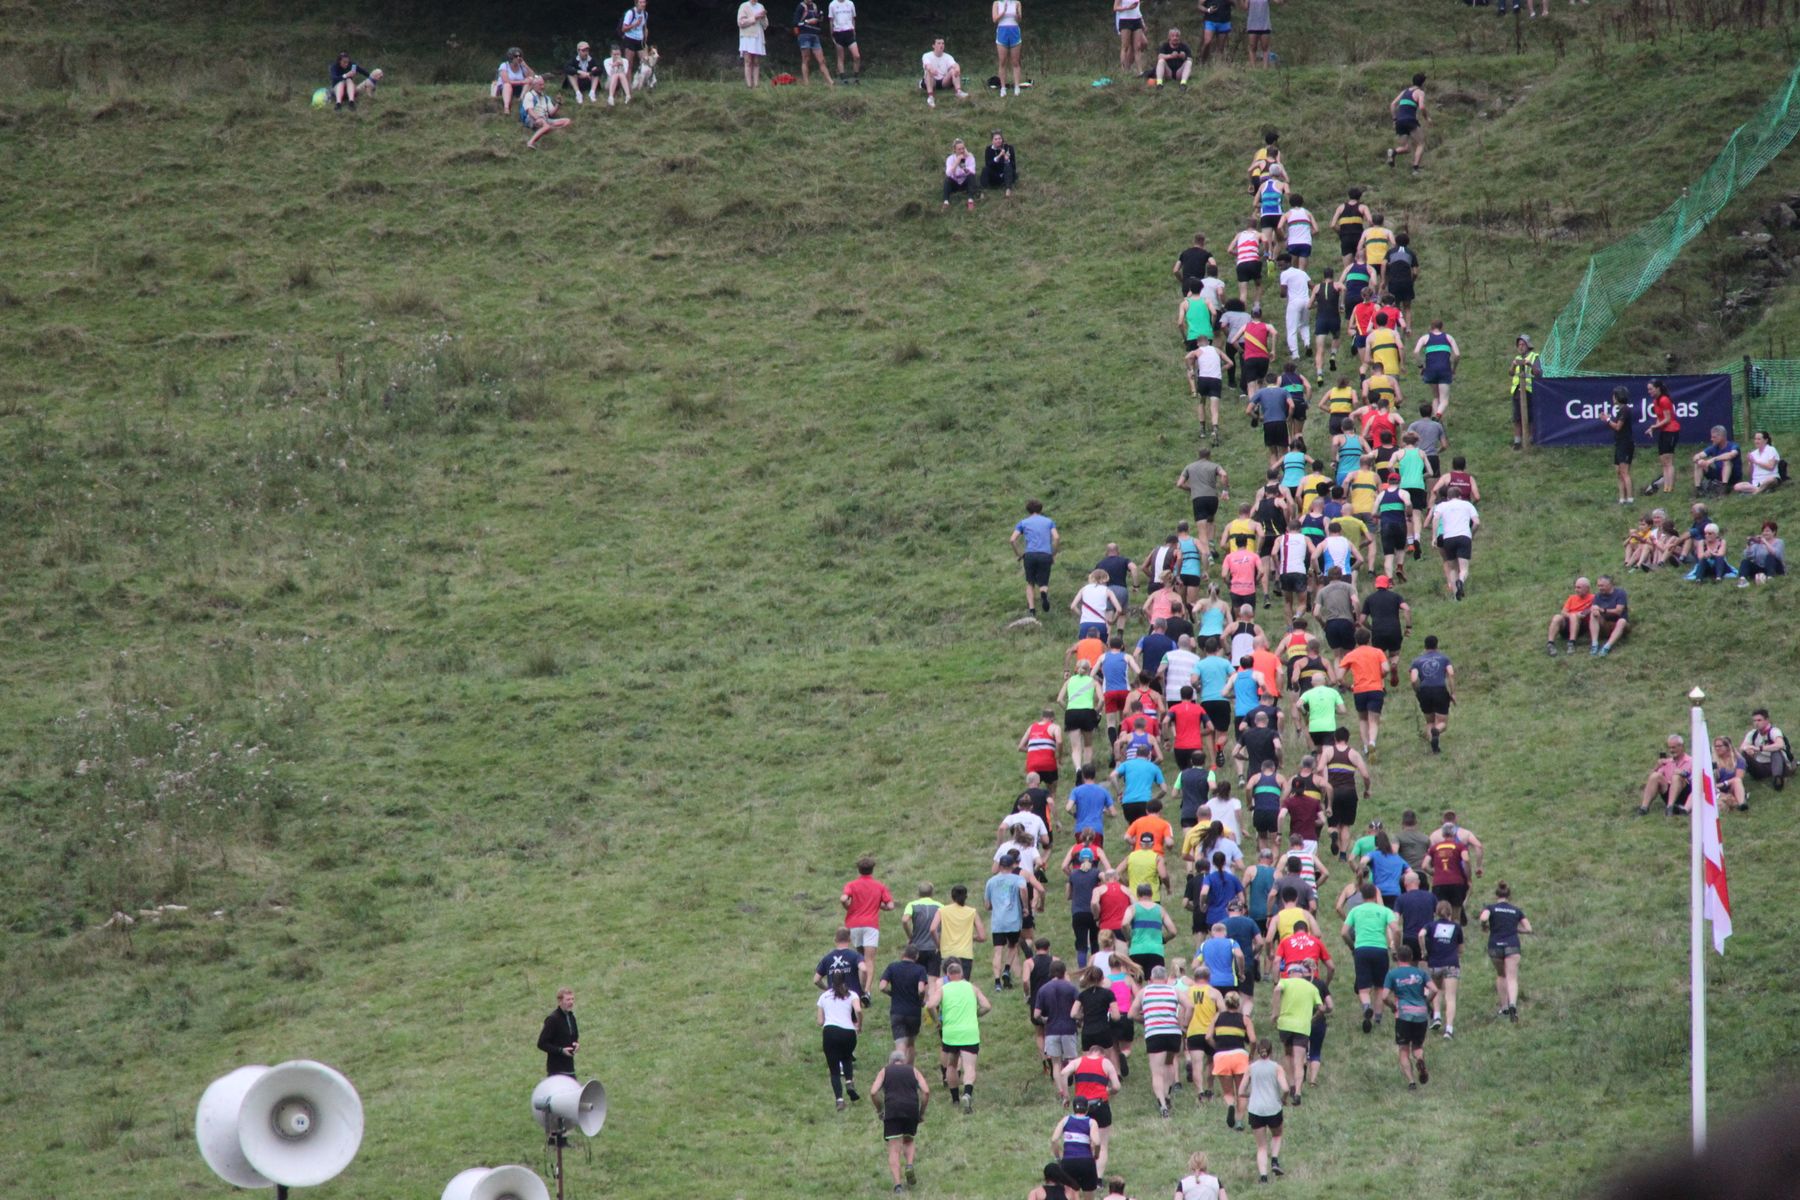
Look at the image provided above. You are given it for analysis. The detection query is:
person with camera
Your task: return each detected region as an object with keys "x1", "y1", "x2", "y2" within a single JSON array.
[{"x1": 538, "y1": 987, "x2": 580, "y2": 1077}]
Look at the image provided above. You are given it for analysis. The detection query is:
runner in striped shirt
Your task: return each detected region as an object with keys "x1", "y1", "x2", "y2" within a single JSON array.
[
  {"x1": 1231, "y1": 216, "x2": 1265, "y2": 306},
  {"x1": 1131, "y1": 964, "x2": 1193, "y2": 1117}
]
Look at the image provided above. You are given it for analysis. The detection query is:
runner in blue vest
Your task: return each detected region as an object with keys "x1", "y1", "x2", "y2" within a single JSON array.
[{"x1": 1412, "y1": 320, "x2": 1460, "y2": 421}]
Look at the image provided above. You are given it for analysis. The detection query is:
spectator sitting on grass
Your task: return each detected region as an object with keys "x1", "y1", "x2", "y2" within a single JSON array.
[
  {"x1": 1689, "y1": 523, "x2": 1734, "y2": 582},
  {"x1": 1587, "y1": 575, "x2": 1628, "y2": 657},
  {"x1": 329, "y1": 52, "x2": 365, "y2": 110},
  {"x1": 1543, "y1": 576, "x2": 1592, "y2": 656},
  {"x1": 521, "y1": 77, "x2": 571, "y2": 148},
  {"x1": 1739, "y1": 708, "x2": 1790, "y2": 790},
  {"x1": 983, "y1": 130, "x2": 1017, "y2": 198},
  {"x1": 1737, "y1": 520, "x2": 1785, "y2": 586},
  {"x1": 605, "y1": 44, "x2": 633, "y2": 105},
  {"x1": 565, "y1": 41, "x2": 601, "y2": 102},
  {"x1": 1637, "y1": 734, "x2": 1692, "y2": 817},
  {"x1": 1711, "y1": 735, "x2": 1750, "y2": 812},
  {"x1": 921, "y1": 37, "x2": 967, "y2": 107},
  {"x1": 1690, "y1": 425, "x2": 1740, "y2": 495},
  {"x1": 1623, "y1": 513, "x2": 1656, "y2": 571},
  {"x1": 1734, "y1": 430, "x2": 1782, "y2": 494},
  {"x1": 495, "y1": 47, "x2": 533, "y2": 113},
  {"x1": 943, "y1": 139, "x2": 979, "y2": 211}
]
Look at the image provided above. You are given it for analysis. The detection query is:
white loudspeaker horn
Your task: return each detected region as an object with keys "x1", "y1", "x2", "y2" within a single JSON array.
[
  {"x1": 442, "y1": 1165, "x2": 551, "y2": 1200},
  {"x1": 530, "y1": 1075, "x2": 606, "y2": 1137},
  {"x1": 196, "y1": 1060, "x2": 363, "y2": 1189},
  {"x1": 197, "y1": 1065, "x2": 274, "y2": 1189}
]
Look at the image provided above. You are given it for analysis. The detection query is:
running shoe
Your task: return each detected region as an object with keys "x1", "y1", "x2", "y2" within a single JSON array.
[
  {"x1": 1418, "y1": 1061, "x2": 1429, "y2": 1084},
  {"x1": 906, "y1": 1166, "x2": 917, "y2": 1187},
  {"x1": 1362, "y1": 1006, "x2": 1374, "y2": 1034}
]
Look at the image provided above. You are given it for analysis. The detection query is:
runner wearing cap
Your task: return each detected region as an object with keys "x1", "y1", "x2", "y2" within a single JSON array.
[{"x1": 1271, "y1": 961, "x2": 1323, "y2": 1103}]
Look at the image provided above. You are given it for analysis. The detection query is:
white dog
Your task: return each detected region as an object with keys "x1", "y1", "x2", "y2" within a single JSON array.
[{"x1": 632, "y1": 47, "x2": 658, "y2": 91}]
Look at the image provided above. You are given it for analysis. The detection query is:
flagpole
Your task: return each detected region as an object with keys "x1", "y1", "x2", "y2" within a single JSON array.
[{"x1": 1688, "y1": 686, "x2": 1707, "y2": 1154}]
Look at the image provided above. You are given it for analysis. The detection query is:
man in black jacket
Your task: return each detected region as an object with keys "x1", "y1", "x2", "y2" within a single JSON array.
[{"x1": 539, "y1": 988, "x2": 579, "y2": 1077}]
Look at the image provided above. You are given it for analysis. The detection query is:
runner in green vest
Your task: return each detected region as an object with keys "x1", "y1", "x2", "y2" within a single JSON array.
[{"x1": 933, "y1": 960, "x2": 993, "y2": 1112}]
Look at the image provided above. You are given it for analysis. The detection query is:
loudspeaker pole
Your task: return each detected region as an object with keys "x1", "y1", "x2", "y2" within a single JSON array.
[{"x1": 553, "y1": 1119, "x2": 566, "y2": 1200}]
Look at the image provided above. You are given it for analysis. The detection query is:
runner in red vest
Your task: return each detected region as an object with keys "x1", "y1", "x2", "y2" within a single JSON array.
[
  {"x1": 1019, "y1": 708, "x2": 1065, "y2": 795},
  {"x1": 1058, "y1": 1045, "x2": 1122, "y2": 1173}
]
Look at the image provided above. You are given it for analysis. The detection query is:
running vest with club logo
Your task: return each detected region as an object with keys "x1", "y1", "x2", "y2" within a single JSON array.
[
  {"x1": 1072, "y1": 1053, "x2": 1110, "y2": 1102},
  {"x1": 1025, "y1": 721, "x2": 1058, "y2": 772}
]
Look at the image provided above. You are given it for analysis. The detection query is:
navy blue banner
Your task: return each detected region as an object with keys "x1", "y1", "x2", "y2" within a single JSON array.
[{"x1": 1531, "y1": 374, "x2": 1734, "y2": 447}]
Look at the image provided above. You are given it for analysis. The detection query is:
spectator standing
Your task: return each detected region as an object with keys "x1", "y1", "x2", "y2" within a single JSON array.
[
  {"x1": 538, "y1": 987, "x2": 580, "y2": 1077},
  {"x1": 620, "y1": 0, "x2": 650, "y2": 70},
  {"x1": 1604, "y1": 385, "x2": 1637, "y2": 503},
  {"x1": 994, "y1": 0, "x2": 1024, "y2": 94},
  {"x1": 793, "y1": 0, "x2": 835, "y2": 85},
  {"x1": 737, "y1": 0, "x2": 770, "y2": 86},
  {"x1": 828, "y1": 0, "x2": 861, "y2": 80},
  {"x1": 1507, "y1": 335, "x2": 1540, "y2": 450},
  {"x1": 1644, "y1": 377, "x2": 1680, "y2": 494}
]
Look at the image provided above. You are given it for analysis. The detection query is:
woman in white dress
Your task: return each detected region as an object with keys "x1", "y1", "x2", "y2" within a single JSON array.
[{"x1": 737, "y1": 0, "x2": 769, "y2": 86}]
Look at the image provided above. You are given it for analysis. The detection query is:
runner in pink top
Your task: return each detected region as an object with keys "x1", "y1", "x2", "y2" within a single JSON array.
[
  {"x1": 842, "y1": 855, "x2": 898, "y2": 972},
  {"x1": 1222, "y1": 546, "x2": 1264, "y2": 609}
]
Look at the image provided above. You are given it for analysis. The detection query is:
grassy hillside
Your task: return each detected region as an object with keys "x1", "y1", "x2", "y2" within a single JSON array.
[{"x1": 3, "y1": 7, "x2": 1800, "y2": 1198}]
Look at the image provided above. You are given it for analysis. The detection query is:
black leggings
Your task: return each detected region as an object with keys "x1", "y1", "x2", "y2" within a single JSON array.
[
  {"x1": 943, "y1": 175, "x2": 974, "y2": 202},
  {"x1": 823, "y1": 1025, "x2": 858, "y2": 1098},
  {"x1": 1072, "y1": 912, "x2": 1100, "y2": 961}
]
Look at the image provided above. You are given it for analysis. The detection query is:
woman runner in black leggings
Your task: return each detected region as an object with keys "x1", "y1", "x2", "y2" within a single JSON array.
[{"x1": 816, "y1": 973, "x2": 863, "y2": 1110}]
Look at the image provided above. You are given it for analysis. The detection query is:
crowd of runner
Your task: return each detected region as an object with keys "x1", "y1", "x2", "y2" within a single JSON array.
[{"x1": 805, "y1": 124, "x2": 1567, "y2": 1199}]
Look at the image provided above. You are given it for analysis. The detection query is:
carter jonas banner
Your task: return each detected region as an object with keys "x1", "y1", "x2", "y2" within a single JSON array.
[{"x1": 1531, "y1": 374, "x2": 1734, "y2": 448}]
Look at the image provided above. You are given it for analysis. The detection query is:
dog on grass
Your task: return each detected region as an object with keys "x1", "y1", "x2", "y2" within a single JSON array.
[{"x1": 633, "y1": 47, "x2": 659, "y2": 92}]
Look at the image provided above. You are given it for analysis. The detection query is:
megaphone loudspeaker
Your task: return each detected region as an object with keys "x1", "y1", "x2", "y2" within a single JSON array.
[
  {"x1": 196, "y1": 1060, "x2": 363, "y2": 1189},
  {"x1": 197, "y1": 1066, "x2": 275, "y2": 1189},
  {"x1": 442, "y1": 1165, "x2": 551, "y2": 1200},
  {"x1": 530, "y1": 1075, "x2": 606, "y2": 1137}
]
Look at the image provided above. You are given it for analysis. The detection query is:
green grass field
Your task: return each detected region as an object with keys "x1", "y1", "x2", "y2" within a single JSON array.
[{"x1": 4, "y1": 4, "x2": 1800, "y2": 1198}]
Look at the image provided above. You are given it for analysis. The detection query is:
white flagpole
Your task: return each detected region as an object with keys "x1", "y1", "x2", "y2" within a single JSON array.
[{"x1": 1688, "y1": 686, "x2": 1707, "y2": 1154}]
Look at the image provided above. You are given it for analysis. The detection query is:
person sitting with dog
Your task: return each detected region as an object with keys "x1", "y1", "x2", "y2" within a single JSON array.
[
  {"x1": 564, "y1": 41, "x2": 601, "y2": 103},
  {"x1": 983, "y1": 130, "x2": 1017, "y2": 198},
  {"x1": 943, "y1": 139, "x2": 979, "y2": 211},
  {"x1": 495, "y1": 47, "x2": 534, "y2": 113},
  {"x1": 604, "y1": 44, "x2": 633, "y2": 105},
  {"x1": 921, "y1": 36, "x2": 967, "y2": 107},
  {"x1": 520, "y1": 76, "x2": 571, "y2": 148},
  {"x1": 328, "y1": 52, "x2": 365, "y2": 111}
]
